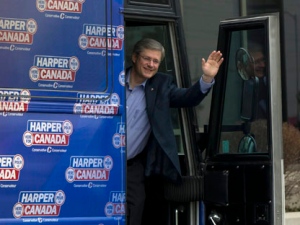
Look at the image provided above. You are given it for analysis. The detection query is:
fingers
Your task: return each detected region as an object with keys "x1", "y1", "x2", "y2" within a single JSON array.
[
  {"x1": 209, "y1": 50, "x2": 223, "y2": 62},
  {"x1": 217, "y1": 57, "x2": 224, "y2": 66},
  {"x1": 202, "y1": 50, "x2": 224, "y2": 68},
  {"x1": 201, "y1": 58, "x2": 206, "y2": 66}
]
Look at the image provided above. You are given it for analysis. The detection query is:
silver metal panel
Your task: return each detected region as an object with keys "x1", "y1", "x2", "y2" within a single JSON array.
[{"x1": 268, "y1": 13, "x2": 285, "y2": 225}]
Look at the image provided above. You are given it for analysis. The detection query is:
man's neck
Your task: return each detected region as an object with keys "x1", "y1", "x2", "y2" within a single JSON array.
[{"x1": 129, "y1": 70, "x2": 146, "y2": 89}]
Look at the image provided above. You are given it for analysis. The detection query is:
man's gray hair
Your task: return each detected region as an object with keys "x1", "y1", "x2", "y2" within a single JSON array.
[{"x1": 132, "y1": 38, "x2": 165, "y2": 61}]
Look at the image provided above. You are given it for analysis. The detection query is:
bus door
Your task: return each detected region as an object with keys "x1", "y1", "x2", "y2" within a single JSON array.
[{"x1": 203, "y1": 13, "x2": 284, "y2": 225}]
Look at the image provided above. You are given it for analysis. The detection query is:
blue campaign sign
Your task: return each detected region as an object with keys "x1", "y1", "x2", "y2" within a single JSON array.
[{"x1": 0, "y1": 0, "x2": 125, "y2": 224}]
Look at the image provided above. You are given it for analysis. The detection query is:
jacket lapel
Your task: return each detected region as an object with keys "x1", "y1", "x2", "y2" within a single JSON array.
[{"x1": 145, "y1": 78, "x2": 157, "y2": 116}]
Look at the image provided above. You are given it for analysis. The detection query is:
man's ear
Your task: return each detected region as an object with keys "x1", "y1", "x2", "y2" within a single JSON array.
[{"x1": 132, "y1": 53, "x2": 137, "y2": 64}]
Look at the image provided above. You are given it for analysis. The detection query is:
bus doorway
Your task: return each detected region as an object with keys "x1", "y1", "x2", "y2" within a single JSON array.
[{"x1": 124, "y1": 20, "x2": 200, "y2": 225}]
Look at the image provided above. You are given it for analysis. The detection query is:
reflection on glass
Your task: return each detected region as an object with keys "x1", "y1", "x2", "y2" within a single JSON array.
[
  {"x1": 238, "y1": 135, "x2": 257, "y2": 153},
  {"x1": 219, "y1": 28, "x2": 269, "y2": 154},
  {"x1": 236, "y1": 48, "x2": 255, "y2": 80}
]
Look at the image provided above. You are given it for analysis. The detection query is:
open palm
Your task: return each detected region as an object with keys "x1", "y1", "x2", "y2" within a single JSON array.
[{"x1": 202, "y1": 50, "x2": 224, "y2": 78}]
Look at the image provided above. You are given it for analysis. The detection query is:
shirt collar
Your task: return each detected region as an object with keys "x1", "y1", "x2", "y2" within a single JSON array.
[{"x1": 126, "y1": 68, "x2": 147, "y2": 89}]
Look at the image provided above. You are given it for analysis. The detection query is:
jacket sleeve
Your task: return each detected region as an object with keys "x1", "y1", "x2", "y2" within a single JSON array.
[{"x1": 168, "y1": 77, "x2": 210, "y2": 108}]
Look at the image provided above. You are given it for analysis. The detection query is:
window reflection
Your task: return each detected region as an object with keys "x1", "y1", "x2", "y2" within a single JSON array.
[{"x1": 219, "y1": 29, "x2": 269, "y2": 154}]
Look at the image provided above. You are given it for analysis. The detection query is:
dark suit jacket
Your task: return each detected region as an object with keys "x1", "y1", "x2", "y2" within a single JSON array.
[{"x1": 142, "y1": 71, "x2": 210, "y2": 183}]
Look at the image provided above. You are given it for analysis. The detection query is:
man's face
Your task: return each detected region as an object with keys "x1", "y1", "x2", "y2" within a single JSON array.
[
  {"x1": 132, "y1": 49, "x2": 162, "y2": 80},
  {"x1": 251, "y1": 51, "x2": 266, "y2": 78}
]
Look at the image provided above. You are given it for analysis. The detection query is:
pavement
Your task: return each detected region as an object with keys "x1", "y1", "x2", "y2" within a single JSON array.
[{"x1": 285, "y1": 212, "x2": 300, "y2": 225}]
